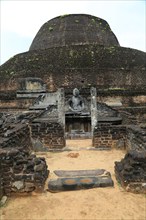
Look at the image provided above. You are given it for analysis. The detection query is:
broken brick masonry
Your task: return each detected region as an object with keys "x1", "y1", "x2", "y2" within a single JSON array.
[
  {"x1": 0, "y1": 115, "x2": 49, "y2": 200},
  {"x1": 115, "y1": 150, "x2": 146, "y2": 193},
  {"x1": 93, "y1": 123, "x2": 146, "y2": 193}
]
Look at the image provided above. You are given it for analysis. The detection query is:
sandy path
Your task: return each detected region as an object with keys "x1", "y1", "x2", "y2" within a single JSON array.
[{"x1": 0, "y1": 140, "x2": 146, "y2": 220}]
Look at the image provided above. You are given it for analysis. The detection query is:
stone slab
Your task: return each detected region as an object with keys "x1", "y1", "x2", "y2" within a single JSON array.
[
  {"x1": 48, "y1": 176, "x2": 114, "y2": 192},
  {"x1": 54, "y1": 169, "x2": 106, "y2": 177}
]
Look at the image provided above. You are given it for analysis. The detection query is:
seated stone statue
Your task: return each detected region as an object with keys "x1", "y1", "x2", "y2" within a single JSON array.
[{"x1": 68, "y1": 88, "x2": 84, "y2": 112}]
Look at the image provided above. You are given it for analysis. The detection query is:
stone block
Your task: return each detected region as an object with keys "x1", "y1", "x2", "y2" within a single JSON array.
[
  {"x1": 48, "y1": 176, "x2": 114, "y2": 192},
  {"x1": 12, "y1": 181, "x2": 24, "y2": 190}
]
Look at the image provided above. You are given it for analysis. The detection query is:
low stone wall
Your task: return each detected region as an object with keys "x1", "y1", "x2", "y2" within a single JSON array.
[
  {"x1": 115, "y1": 150, "x2": 146, "y2": 193},
  {"x1": 0, "y1": 148, "x2": 49, "y2": 196},
  {"x1": 92, "y1": 124, "x2": 126, "y2": 149},
  {"x1": 93, "y1": 123, "x2": 146, "y2": 151},
  {"x1": 31, "y1": 121, "x2": 65, "y2": 150}
]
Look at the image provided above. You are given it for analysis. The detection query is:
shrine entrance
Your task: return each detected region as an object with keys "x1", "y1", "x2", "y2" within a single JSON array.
[{"x1": 65, "y1": 114, "x2": 91, "y2": 139}]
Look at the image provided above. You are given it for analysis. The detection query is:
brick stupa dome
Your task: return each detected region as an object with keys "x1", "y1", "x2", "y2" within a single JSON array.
[
  {"x1": 0, "y1": 13, "x2": 145, "y2": 96},
  {"x1": 29, "y1": 14, "x2": 120, "y2": 51}
]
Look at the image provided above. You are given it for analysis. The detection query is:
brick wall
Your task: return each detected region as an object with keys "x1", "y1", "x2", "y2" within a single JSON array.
[
  {"x1": 31, "y1": 121, "x2": 65, "y2": 150},
  {"x1": 126, "y1": 126, "x2": 146, "y2": 151},
  {"x1": 92, "y1": 124, "x2": 126, "y2": 149},
  {"x1": 93, "y1": 123, "x2": 146, "y2": 151}
]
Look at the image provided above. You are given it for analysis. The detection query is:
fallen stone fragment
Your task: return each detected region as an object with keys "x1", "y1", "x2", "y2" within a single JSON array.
[
  {"x1": 0, "y1": 196, "x2": 7, "y2": 206},
  {"x1": 12, "y1": 181, "x2": 24, "y2": 190}
]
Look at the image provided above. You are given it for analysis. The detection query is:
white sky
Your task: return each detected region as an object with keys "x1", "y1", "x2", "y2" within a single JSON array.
[{"x1": 0, "y1": 0, "x2": 146, "y2": 65}]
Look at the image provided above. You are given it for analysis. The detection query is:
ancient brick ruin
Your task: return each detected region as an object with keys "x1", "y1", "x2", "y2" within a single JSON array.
[
  {"x1": 115, "y1": 150, "x2": 146, "y2": 193},
  {"x1": 0, "y1": 113, "x2": 49, "y2": 199},
  {"x1": 0, "y1": 14, "x2": 146, "y2": 198}
]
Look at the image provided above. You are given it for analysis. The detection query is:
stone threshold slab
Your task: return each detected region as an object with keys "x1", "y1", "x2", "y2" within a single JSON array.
[
  {"x1": 54, "y1": 169, "x2": 107, "y2": 177},
  {"x1": 48, "y1": 176, "x2": 114, "y2": 192}
]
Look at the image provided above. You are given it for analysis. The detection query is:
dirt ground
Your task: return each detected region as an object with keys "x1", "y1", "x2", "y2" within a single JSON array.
[{"x1": 0, "y1": 139, "x2": 146, "y2": 220}]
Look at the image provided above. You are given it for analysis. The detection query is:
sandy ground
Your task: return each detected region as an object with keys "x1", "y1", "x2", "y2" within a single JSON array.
[{"x1": 0, "y1": 139, "x2": 146, "y2": 220}]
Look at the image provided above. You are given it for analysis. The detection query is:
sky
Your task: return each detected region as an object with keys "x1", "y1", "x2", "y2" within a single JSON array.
[{"x1": 0, "y1": 0, "x2": 146, "y2": 65}]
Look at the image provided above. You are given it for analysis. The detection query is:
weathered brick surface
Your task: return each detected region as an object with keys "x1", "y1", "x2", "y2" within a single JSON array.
[
  {"x1": 0, "y1": 45, "x2": 145, "y2": 91},
  {"x1": 31, "y1": 121, "x2": 65, "y2": 149},
  {"x1": 30, "y1": 14, "x2": 120, "y2": 51},
  {"x1": 92, "y1": 124, "x2": 126, "y2": 149},
  {"x1": 0, "y1": 113, "x2": 49, "y2": 198},
  {"x1": 126, "y1": 125, "x2": 146, "y2": 151},
  {"x1": 93, "y1": 123, "x2": 146, "y2": 151},
  {"x1": 0, "y1": 124, "x2": 32, "y2": 151},
  {"x1": 114, "y1": 126, "x2": 146, "y2": 193},
  {"x1": 115, "y1": 150, "x2": 146, "y2": 193},
  {"x1": 0, "y1": 148, "x2": 49, "y2": 196}
]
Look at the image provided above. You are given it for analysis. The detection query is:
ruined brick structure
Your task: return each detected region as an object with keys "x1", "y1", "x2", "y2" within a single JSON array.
[
  {"x1": 0, "y1": 113, "x2": 49, "y2": 199},
  {"x1": 93, "y1": 124, "x2": 126, "y2": 149},
  {"x1": 115, "y1": 150, "x2": 146, "y2": 193},
  {"x1": 0, "y1": 14, "x2": 146, "y2": 118},
  {"x1": 0, "y1": 148, "x2": 48, "y2": 197},
  {"x1": 92, "y1": 122, "x2": 146, "y2": 193},
  {"x1": 31, "y1": 121, "x2": 65, "y2": 150},
  {"x1": 93, "y1": 124, "x2": 146, "y2": 151},
  {"x1": 0, "y1": 14, "x2": 146, "y2": 195}
]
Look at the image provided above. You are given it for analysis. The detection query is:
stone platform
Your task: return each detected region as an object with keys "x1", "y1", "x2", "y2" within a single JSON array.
[{"x1": 48, "y1": 169, "x2": 114, "y2": 192}]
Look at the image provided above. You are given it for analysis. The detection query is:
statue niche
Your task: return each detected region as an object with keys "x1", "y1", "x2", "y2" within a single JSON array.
[
  {"x1": 68, "y1": 88, "x2": 84, "y2": 112},
  {"x1": 65, "y1": 88, "x2": 91, "y2": 137}
]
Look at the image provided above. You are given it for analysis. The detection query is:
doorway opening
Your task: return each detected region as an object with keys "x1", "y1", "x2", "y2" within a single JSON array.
[{"x1": 65, "y1": 115, "x2": 91, "y2": 139}]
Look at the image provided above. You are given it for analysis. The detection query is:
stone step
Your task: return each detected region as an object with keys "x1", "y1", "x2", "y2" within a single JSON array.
[
  {"x1": 48, "y1": 176, "x2": 114, "y2": 192},
  {"x1": 48, "y1": 169, "x2": 114, "y2": 192},
  {"x1": 54, "y1": 169, "x2": 107, "y2": 177}
]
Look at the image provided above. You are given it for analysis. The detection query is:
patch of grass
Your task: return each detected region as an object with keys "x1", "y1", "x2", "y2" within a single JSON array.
[
  {"x1": 48, "y1": 27, "x2": 53, "y2": 32},
  {"x1": 117, "y1": 180, "x2": 122, "y2": 187},
  {"x1": 91, "y1": 18, "x2": 96, "y2": 23}
]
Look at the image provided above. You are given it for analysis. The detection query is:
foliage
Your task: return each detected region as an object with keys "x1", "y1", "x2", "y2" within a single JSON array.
[{"x1": 48, "y1": 27, "x2": 53, "y2": 32}]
